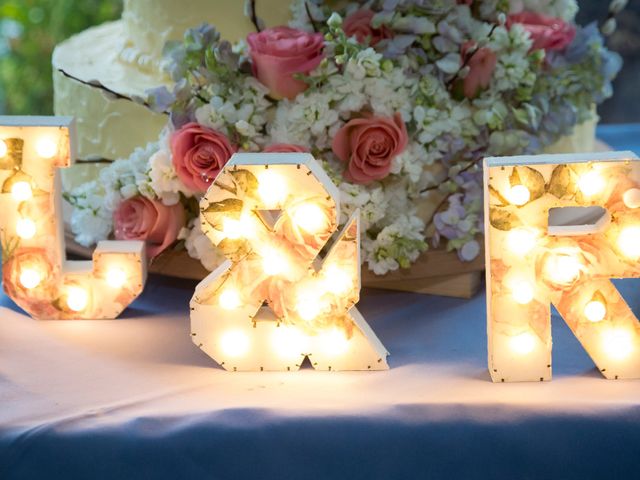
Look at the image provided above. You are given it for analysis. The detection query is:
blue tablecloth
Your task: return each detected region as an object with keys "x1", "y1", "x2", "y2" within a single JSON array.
[{"x1": 1, "y1": 125, "x2": 640, "y2": 479}]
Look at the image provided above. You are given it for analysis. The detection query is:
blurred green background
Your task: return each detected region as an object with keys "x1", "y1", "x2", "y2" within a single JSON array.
[
  {"x1": 0, "y1": 0, "x2": 638, "y2": 122},
  {"x1": 0, "y1": 0, "x2": 121, "y2": 115}
]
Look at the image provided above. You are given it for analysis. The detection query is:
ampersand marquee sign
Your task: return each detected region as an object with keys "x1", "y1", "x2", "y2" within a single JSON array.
[
  {"x1": 0, "y1": 116, "x2": 146, "y2": 320},
  {"x1": 485, "y1": 151, "x2": 640, "y2": 382},
  {"x1": 190, "y1": 153, "x2": 389, "y2": 371}
]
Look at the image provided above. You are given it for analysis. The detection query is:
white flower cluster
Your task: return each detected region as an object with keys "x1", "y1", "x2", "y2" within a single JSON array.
[
  {"x1": 196, "y1": 76, "x2": 272, "y2": 151},
  {"x1": 511, "y1": 0, "x2": 578, "y2": 21},
  {"x1": 67, "y1": 142, "x2": 158, "y2": 247}
]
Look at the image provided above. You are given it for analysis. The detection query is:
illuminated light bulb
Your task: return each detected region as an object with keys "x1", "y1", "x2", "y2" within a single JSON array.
[
  {"x1": 35, "y1": 137, "x2": 58, "y2": 159},
  {"x1": 272, "y1": 326, "x2": 310, "y2": 359},
  {"x1": 322, "y1": 264, "x2": 353, "y2": 296},
  {"x1": 319, "y1": 328, "x2": 350, "y2": 357},
  {"x1": 0, "y1": 139, "x2": 7, "y2": 157},
  {"x1": 509, "y1": 332, "x2": 536, "y2": 355},
  {"x1": 291, "y1": 202, "x2": 327, "y2": 234},
  {"x1": 220, "y1": 330, "x2": 250, "y2": 358},
  {"x1": 584, "y1": 300, "x2": 606, "y2": 323},
  {"x1": 544, "y1": 252, "x2": 582, "y2": 285},
  {"x1": 623, "y1": 188, "x2": 640, "y2": 209},
  {"x1": 577, "y1": 170, "x2": 605, "y2": 197},
  {"x1": 222, "y1": 217, "x2": 243, "y2": 240},
  {"x1": 105, "y1": 268, "x2": 127, "y2": 288},
  {"x1": 602, "y1": 328, "x2": 634, "y2": 361},
  {"x1": 257, "y1": 170, "x2": 287, "y2": 208},
  {"x1": 617, "y1": 226, "x2": 640, "y2": 260},
  {"x1": 506, "y1": 228, "x2": 538, "y2": 255},
  {"x1": 506, "y1": 185, "x2": 530, "y2": 206},
  {"x1": 219, "y1": 288, "x2": 242, "y2": 310},
  {"x1": 15, "y1": 218, "x2": 36, "y2": 239},
  {"x1": 297, "y1": 297, "x2": 322, "y2": 322},
  {"x1": 66, "y1": 286, "x2": 89, "y2": 312},
  {"x1": 221, "y1": 215, "x2": 255, "y2": 240},
  {"x1": 261, "y1": 247, "x2": 287, "y2": 276},
  {"x1": 511, "y1": 281, "x2": 534, "y2": 305},
  {"x1": 11, "y1": 181, "x2": 33, "y2": 202},
  {"x1": 19, "y1": 268, "x2": 41, "y2": 289}
]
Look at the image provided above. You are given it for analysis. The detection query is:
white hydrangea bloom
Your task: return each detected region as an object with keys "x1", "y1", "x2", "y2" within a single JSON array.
[{"x1": 183, "y1": 221, "x2": 226, "y2": 271}]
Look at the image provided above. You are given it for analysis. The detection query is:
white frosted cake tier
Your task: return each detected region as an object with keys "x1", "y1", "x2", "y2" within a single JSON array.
[
  {"x1": 121, "y1": 0, "x2": 292, "y2": 72},
  {"x1": 52, "y1": 1, "x2": 291, "y2": 161}
]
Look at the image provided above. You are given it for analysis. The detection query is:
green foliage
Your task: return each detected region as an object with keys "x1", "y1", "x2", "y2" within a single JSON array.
[{"x1": 0, "y1": 0, "x2": 122, "y2": 115}]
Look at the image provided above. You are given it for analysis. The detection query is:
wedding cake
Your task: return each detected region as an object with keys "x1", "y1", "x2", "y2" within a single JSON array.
[
  {"x1": 58, "y1": 0, "x2": 621, "y2": 291},
  {"x1": 52, "y1": 0, "x2": 291, "y2": 162}
]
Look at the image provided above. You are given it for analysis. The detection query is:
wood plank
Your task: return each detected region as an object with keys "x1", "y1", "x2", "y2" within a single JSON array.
[{"x1": 365, "y1": 271, "x2": 483, "y2": 299}]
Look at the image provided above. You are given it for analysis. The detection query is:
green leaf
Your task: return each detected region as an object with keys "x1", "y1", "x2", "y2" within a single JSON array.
[
  {"x1": 229, "y1": 169, "x2": 259, "y2": 197},
  {"x1": 510, "y1": 166, "x2": 545, "y2": 202},
  {"x1": 489, "y1": 207, "x2": 521, "y2": 231},
  {"x1": 547, "y1": 164, "x2": 576, "y2": 200},
  {"x1": 203, "y1": 198, "x2": 243, "y2": 215}
]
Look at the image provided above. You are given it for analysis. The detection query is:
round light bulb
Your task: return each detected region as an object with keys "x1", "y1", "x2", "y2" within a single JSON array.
[
  {"x1": 322, "y1": 264, "x2": 353, "y2": 296},
  {"x1": 219, "y1": 288, "x2": 242, "y2": 310},
  {"x1": 319, "y1": 328, "x2": 350, "y2": 357},
  {"x1": 261, "y1": 248, "x2": 287, "y2": 276},
  {"x1": 577, "y1": 170, "x2": 605, "y2": 197},
  {"x1": 66, "y1": 286, "x2": 89, "y2": 312},
  {"x1": 297, "y1": 297, "x2": 322, "y2": 322},
  {"x1": 15, "y1": 218, "x2": 36, "y2": 239},
  {"x1": 617, "y1": 226, "x2": 640, "y2": 260},
  {"x1": 511, "y1": 281, "x2": 534, "y2": 305},
  {"x1": 506, "y1": 228, "x2": 538, "y2": 255},
  {"x1": 291, "y1": 203, "x2": 327, "y2": 234},
  {"x1": 222, "y1": 217, "x2": 243, "y2": 240},
  {"x1": 0, "y1": 139, "x2": 7, "y2": 158},
  {"x1": 272, "y1": 326, "x2": 309, "y2": 359},
  {"x1": 35, "y1": 137, "x2": 58, "y2": 159},
  {"x1": 105, "y1": 268, "x2": 127, "y2": 288},
  {"x1": 11, "y1": 181, "x2": 33, "y2": 202},
  {"x1": 509, "y1": 332, "x2": 536, "y2": 355},
  {"x1": 602, "y1": 328, "x2": 634, "y2": 361},
  {"x1": 507, "y1": 185, "x2": 530, "y2": 206},
  {"x1": 584, "y1": 300, "x2": 606, "y2": 323},
  {"x1": 220, "y1": 330, "x2": 250, "y2": 358},
  {"x1": 257, "y1": 170, "x2": 287, "y2": 208},
  {"x1": 19, "y1": 268, "x2": 41, "y2": 290},
  {"x1": 544, "y1": 252, "x2": 582, "y2": 285},
  {"x1": 623, "y1": 188, "x2": 640, "y2": 209}
]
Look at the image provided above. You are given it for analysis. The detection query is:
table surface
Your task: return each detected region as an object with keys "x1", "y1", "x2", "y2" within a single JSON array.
[{"x1": 2, "y1": 125, "x2": 640, "y2": 480}]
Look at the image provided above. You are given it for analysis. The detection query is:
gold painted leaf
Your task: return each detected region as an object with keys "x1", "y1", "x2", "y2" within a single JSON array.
[
  {"x1": 546, "y1": 164, "x2": 576, "y2": 199},
  {"x1": 230, "y1": 169, "x2": 259, "y2": 197},
  {"x1": 489, "y1": 207, "x2": 521, "y2": 231},
  {"x1": 217, "y1": 238, "x2": 250, "y2": 260},
  {"x1": 203, "y1": 198, "x2": 243, "y2": 215},
  {"x1": 510, "y1": 166, "x2": 545, "y2": 202}
]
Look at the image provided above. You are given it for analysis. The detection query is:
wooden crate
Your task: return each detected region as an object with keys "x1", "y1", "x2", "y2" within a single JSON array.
[{"x1": 65, "y1": 232, "x2": 484, "y2": 298}]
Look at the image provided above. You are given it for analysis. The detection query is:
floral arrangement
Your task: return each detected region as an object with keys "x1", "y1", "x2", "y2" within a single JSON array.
[{"x1": 66, "y1": 0, "x2": 623, "y2": 276}]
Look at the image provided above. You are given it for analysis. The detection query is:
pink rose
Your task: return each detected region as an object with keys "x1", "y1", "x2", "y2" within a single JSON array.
[
  {"x1": 114, "y1": 196, "x2": 186, "y2": 258},
  {"x1": 247, "y1": 27, "x2": 325, "y2": 100},
  {"x1": 171, "y1": 122, "x2": 236, "y2": 193},
  {"x1": 506, "y1": 12, "x2": 576, "y2": 52},
  {"x1": 263, "y1": 143, "x2": 309, "y2": 153},
  {"x1": 461, "y1": 41, "x2": 497, "y2": 98},
  {"x1": 332, "y1": 113, "x2": 408, "y2": 185},
  {"x1": 343, "y1": 9, "x2": 393, "y2": 46}
]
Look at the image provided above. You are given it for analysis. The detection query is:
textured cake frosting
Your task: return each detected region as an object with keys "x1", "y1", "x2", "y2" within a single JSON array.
[
  {"x1": 53, "y1": 0, "x2": 291, "y2": 162},
  {"x1": 120, "y1": 0, "x2": 292, "y2": 72}
]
